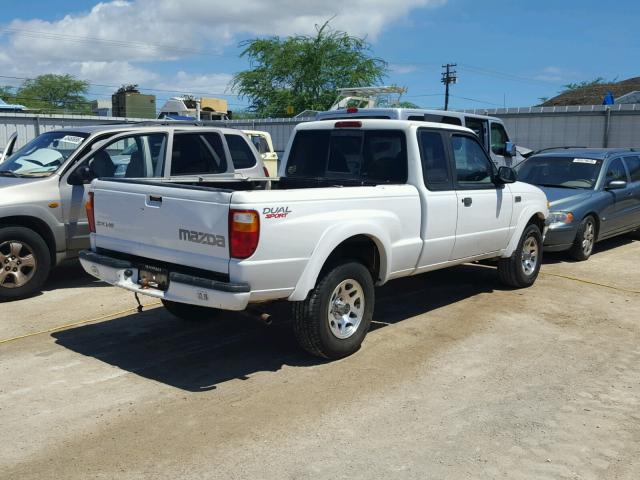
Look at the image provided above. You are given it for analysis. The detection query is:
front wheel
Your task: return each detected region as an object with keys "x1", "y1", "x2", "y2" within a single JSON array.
[
  {"x1": 161, "y1": 299, "x2": 221, "y2": 320},
  {"x1": 292, "y1": 261, "x2": 374, "y2": 359},
  {"x1": 0, "y1": 226, "x2": 51, "y2": 301},
  {"x1": 498, "y1": 224, "x2": 542, "y2": 288},
  {"x1": 568, "y1": 215, "x2": 596, "y2": 261}
]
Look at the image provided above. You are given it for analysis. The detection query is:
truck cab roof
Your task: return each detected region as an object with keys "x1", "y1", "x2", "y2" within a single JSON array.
[
  {"x1": 315, "y1": 107, "x2": 505, "y2": 124},
  {"x1": 298, "y1": 118, "x2": 476, "y2": 135}
]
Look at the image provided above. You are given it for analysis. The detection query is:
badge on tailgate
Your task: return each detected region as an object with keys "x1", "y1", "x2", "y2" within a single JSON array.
[{"x1": 178, "y1": 228, "x2": 226, "y2": 247}]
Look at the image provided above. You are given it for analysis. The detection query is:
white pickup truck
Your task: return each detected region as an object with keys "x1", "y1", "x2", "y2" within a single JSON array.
[{"x1": 80, "y1": 119, "x2": 548, "y2": 359}]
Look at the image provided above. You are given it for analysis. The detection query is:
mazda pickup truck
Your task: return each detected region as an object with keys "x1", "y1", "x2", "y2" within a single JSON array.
[{"x1": 80, "y1": 119, "x2": 548, "y2": 359}]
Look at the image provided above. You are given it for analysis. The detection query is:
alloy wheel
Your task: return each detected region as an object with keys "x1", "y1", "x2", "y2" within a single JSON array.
[
  {"x1": 0, "y1": 241, "x2": 37, "y2": 288},
  {"x1": 327, "y1": 279, "x2": 365, "y2": 339}
]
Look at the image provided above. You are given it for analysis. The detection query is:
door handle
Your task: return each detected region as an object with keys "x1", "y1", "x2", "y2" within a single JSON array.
[{"x1": 462, "y1": 197, "x2": 472, "y2": 207}]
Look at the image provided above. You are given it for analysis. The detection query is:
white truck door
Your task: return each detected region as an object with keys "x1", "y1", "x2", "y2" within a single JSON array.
[
  {"x1": 448, "y1": 133, "x2": 513, "y2": 260},
  {"x1": 414, "y1": 129, "x2": 458, "y2": 268}
]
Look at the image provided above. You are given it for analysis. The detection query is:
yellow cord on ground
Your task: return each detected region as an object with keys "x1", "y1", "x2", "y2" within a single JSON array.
[
  {"x1": 541, "y1": 271, "x2": 640, "y2": 294},
  {"x1": 0, "y1": 302, "x2": 161, "y2": 345}
]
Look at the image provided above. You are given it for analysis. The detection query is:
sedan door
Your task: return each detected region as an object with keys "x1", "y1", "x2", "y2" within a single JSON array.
[
  {"x1": 599, "y1": 157, "x2": 635, "y2": 235},
  {"x1": 448, "y1": 133, "x2": 513, "y2": 260},
  {"x1": 622, "y1": 155, "x2": 640, "y2": 228}
]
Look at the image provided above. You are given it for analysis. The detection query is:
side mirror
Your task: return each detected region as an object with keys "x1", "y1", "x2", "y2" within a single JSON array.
[
  {"x1": 606, "y1": 179, "x2": 627, "y2": 190},
  {"x1": 505, "y1": 141, "x2": 517, "y2": 156},
  {"x1": 496, "y1": 166, "x2": 517, "y2": 184},
  {"x1": 68, "y1": 165, "x2": 96, "y2": 185}
]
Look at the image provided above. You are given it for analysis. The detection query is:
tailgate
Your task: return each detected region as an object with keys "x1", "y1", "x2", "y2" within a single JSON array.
[{"x1": 91, "y1": 179, "x2": 232, "y2": 274}]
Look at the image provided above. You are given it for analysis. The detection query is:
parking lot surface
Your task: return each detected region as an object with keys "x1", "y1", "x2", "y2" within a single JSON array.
[{"x1": 1, "y1": 236, "x2": 639, "y2": 479}]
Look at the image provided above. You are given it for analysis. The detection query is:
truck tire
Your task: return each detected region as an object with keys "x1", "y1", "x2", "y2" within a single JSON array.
[
  {"x1": 161, "y1": 299, "x2": 221, "y2": 320},
  {"x1": 568, "y1": 215, "x2": 596, "y2": 261},
  {"x1": 292, "y1": 261, "x2": 374, "y2": 359},
  {"x1": 497, "y1": 223, "x2": 542, "y2": 288},
  {"x1": 0, "y1": 226, "x2": 51, "y2": 301}
]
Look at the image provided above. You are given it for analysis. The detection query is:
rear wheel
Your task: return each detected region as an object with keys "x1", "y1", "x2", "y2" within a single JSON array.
[
  {"x1": 0, "y1": 226, "x2": 51, "y2": 301},
  {"x1": 568, "y1": 215, "x2": 596, "y2": 261},
  {"x1": 161, "y1": 299, "x2": 221, "y2": 320},
  {"x1": 498, "y1": 223, "x2": 542, "y2": 288},
  {"x1": 292, "y1": 261, "x2": 374, "y2": 359}
]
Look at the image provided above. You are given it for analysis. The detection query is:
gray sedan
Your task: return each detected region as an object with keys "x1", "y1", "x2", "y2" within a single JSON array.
[{"x1": 516, "y1": 148, "x2": 640, "y2": 260}]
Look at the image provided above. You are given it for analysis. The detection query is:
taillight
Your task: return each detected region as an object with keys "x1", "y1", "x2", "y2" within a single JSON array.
[
  {"x1": 229, "y1": 209, "x2": 260, "y2": 259},
  {"x1": 86, "y1": 192, "x2": 96, "y2": 233},
  {"x1": 335, "y1": 121, "x2": 362, "y2": 128},
  {"x1": 346, "y1": 107, "x2": 358, "y2": 113},
  {"x1": 263, "y1": 166, "x2": 270, "y2": 177}
]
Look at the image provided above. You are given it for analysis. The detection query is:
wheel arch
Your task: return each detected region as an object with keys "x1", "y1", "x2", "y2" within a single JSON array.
[
  {"x1": 289, "y1": 232, "x2": 389, "y2": 302},
  {"x1": 0, "y1": 216, "x2": 57, "y2": 265}
]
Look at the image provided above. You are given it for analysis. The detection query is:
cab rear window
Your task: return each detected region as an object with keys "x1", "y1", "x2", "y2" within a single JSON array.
[{"x1": 286, "y1": 130, "x2": 407, "y2": 184}]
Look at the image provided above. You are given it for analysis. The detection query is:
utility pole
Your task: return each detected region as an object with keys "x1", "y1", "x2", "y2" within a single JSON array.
[{"x1": 441, "y1": 63, "x2": 457, "y2": 110}]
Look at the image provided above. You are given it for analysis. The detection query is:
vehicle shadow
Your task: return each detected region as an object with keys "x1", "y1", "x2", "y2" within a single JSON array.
[
  {"x1": 43, "y1": 261, "x2": 110, "y2": 292},
  {"x1": 543, "y1": 234, "x2": 637, "y2": 265},
  {"x1": 52, "y1": 263, "x2": 502, "y2": 392}
]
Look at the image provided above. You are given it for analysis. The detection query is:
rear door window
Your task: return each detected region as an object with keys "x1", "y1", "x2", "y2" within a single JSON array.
[
  {"x1": 286, "y1": 129, "x2": 407, "y2": 183},
  {"x1": 224, "y1": 134, "x2": 257, "y2": 169},
  {"x1": 170, "y1": 133, "x2": 227, "y2": 175},
  {"x1": 623, "y1": 155, "x2": 640, "y2": 182},
  {"x1": 418, "y1": 129, "x2": 452, "y2": 190}
]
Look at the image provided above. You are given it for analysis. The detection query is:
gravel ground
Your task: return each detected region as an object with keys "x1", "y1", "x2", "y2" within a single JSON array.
[{"x1": 1, "y1": 235, "x2": 639, "y2": 480}]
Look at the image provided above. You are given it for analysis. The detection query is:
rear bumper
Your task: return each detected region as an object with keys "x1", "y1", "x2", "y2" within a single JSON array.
[{"x1": 79, "y1": 250, "x2": 251, "y2": 311}]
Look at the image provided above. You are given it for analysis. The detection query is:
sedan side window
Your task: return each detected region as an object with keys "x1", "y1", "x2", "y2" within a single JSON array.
[
  {"x1": 451, "y1": 135, "x2": 494, "y2": 187},
  {"x1": 623, "y1": 156, "x2": 640, "y2": 182},
  {"x1": 605, "y1": 158, "x2": 628, "y2": 184}
]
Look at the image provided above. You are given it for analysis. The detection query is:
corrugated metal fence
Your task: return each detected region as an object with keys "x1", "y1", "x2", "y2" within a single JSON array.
[{"x1": 2, "y1": 104, "x2": 640, "y2": 153}]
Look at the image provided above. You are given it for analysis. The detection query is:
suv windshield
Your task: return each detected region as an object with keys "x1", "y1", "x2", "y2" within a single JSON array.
[
  {"x1": 0, "y1": 131, "x2": 89, "y2": 177},
  {"x1": 516, "y1": 155, "x2": 603, "y2": 189}
]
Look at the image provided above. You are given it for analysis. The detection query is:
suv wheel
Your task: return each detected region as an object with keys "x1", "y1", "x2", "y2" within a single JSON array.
[
  {"x1": 0, "y1": 226, "x2": 51, "y2": 301},
  {"x1": 292, "y1": 261, "x2": 374, "y2": 359},
  {"x1": 498, "y1": 223, "x2": 542, "y2": 288}
]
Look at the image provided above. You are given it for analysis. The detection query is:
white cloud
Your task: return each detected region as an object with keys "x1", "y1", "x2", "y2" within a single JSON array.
[
  {"x1": 390, "y1": 63, "x2": 420, "y2": 75},
  {"x1": 0, "y1": 0, "x2": 446, "y2": 99},
  {"x1": 533, "y1": 66, "x2": 576, "y2": 83}
]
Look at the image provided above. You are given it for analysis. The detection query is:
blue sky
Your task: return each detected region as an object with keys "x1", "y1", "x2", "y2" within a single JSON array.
[{"x1": 1, "y1": 0, "x2": 638, "y2": 112}]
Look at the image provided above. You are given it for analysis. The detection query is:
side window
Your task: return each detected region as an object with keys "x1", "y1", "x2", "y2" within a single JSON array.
[
  {"x1": 490, "y1": 123, "x2": 509, "y2": 155},
  {"x1": 623, "y1": 156, "x2": 640, "y2": 182},
  {"x1": 451, "y1": 135, "x2": 494, "y2": 187},
  {"x1": 249, "y1": 135, "x2": 269, "y2": 154},
  {"x1": 84, "y1": 133, "x2": 166, "y2": 179},
  {"x1": 225, "y1": 134, "x2": 257, "y2": 169},
  {"x1": 605, "y1": 158, "x2": 628, "y2": 184},
  {"x1": 361, "y1": 130, "x2": 407, "y2": 183},
  {"x1": 418, "y1": 130, "x2": 451, "y2": 190},
  {"x1": 464, "y1": 117, "x2": 489, "y2": 149},
  {"x1": 170, "y1": 133, "x2": 227, "y2": 176}
]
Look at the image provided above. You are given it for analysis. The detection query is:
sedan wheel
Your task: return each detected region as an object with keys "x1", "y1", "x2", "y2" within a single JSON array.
[{"x1": 568, "y1": 215, "x2": 596, "y2": 261}]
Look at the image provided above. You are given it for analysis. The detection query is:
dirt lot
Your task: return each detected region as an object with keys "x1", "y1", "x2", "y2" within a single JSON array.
[{"x1": 1, "y1": 236, "x2": 639, "y2": 480}]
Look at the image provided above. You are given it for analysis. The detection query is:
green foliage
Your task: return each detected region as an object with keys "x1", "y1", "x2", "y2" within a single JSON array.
[
  {"x1": 0, "y1": 86, "x2": 15, "y2": 102},
  {"x1": 560, "y1": 77, "x2": 607, "y2": 93},
  {"x1": 398, "y1": 101, "x2": 421, "y2": 108},
  {"x1": 14, "y1": 74, "x2": 91, "y2": 113},
  {"x1": 232, "y1": 20, "x2": 387, "y2": 117}
]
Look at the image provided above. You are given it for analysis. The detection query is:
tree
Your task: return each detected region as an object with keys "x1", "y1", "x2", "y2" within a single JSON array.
[
  {"x1": 0, "y1": 86, "x2": 15, "y2": 103},
  {"x1": 14, "y1": 74, "x2": 90, "y2": 113},
  {"x1": 232, "y1": 21, "x2": 387, "y2": 117},
  {"x1": 560, "y1": 77, "x2": 611, "y2": 93}
]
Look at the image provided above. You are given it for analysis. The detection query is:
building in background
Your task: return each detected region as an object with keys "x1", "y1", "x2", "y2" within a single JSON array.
[
  {"x1": 158, "y1": 96, "x2": 229, "y2": 120},
  {"x1": 91, "y1": 99, "x2": 112, "y2": 117},
  {"x1": 112, "y1": 85, "x2": 156, "y2": 118}
]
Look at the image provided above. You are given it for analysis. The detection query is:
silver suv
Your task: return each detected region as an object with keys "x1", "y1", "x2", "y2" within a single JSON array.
[{"x1": 0, "y1": 124, "x2": 267, "y2": 300}]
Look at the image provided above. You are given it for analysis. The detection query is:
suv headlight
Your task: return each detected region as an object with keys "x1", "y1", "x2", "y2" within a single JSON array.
[{"x1": 548, "y1": 211, "x2": 574, "y2": 226}]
